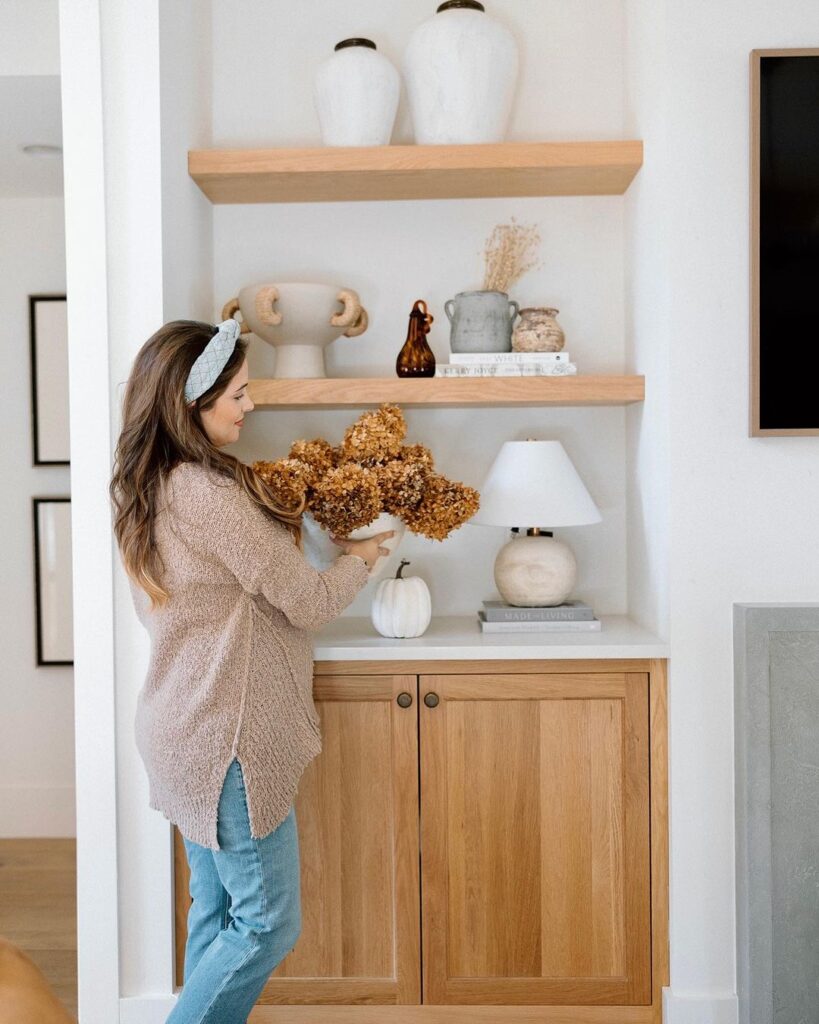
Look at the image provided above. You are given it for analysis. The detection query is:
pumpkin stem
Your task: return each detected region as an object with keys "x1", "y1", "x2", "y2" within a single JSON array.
[{"x1": 396, "y1": 559, "x2": 411, "y2": 579}]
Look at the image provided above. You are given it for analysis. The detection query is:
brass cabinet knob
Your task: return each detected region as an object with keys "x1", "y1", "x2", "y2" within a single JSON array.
[
  {"x1": 396, "y1": 692, "x2": 413, "y2": 708},
  {"x1": 424, "y1": 692, "x2": 439, "y2": 708}
]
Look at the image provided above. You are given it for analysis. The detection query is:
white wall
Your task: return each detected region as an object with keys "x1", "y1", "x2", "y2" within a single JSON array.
[
  {"x1": 159, "y1": 0, "x2": 213, "y2": 320},
  {"x1": 625, "y1": 1, "x2": 819, "y2": 1021},
  {"x1": 0, "y1": 0, "x2": 72, "y2": 839},
  {"x1": 211, "y1": 0, "x2": 633, "y2": 619},
  {"x1": 0, "y1": 196, "x2": 73, "y2": 837},
  {"x1": 117, "y1": 0, "x2": 215, "y2": 1001},
  {"x1": 0, "y1": 0, "x2": 60, "y2": 76}
]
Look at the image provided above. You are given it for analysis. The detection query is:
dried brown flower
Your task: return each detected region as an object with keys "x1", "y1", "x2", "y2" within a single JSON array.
[
  {"x1": 400, "y1": 474, "x2": 481, "y2": 541},
  {"x1": 340, "y1": 403, "x2": 406, "y2": 465},
  {"x1": 374, "y1": 459, "x2": 430, "y2": 515},
  {"x1": 394, "y1": 443, "x2": 435, "y2": 471},
  {"x1": 252, "y1": 458, "x2": 311, "y2": 510},
  {"x1": 482, "y1": 218, "x2": 542, "y2": 293},
  {"x1": 287, "y1": 438, "x2": 336, "y2": 486},
  {"x1": 310, "y1": 464, "x2": 382, "y2": 535}
]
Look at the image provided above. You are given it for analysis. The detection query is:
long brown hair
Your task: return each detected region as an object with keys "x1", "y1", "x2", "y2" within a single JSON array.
[{"x1": 110, "y1": 319, "x2": 304, "y2": 611}]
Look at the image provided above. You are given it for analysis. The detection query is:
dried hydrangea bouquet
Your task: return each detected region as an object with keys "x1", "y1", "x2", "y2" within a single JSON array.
[{"x1": 253, "y1": 403, "x2": 480, "y2": 581}]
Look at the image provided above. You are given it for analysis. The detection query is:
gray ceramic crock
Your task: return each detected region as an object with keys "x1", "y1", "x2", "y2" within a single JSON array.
[{"x1": 444, "y1": 290, "x2": 520, "y2": 353}]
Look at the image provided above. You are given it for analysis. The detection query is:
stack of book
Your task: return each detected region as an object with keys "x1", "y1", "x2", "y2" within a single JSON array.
[
  {"x1": 435, "y1": 351, "x2": 577, "y2": 376},
  {"x1": 478, "y1": 599, "x2": 601, "y2": 632}
]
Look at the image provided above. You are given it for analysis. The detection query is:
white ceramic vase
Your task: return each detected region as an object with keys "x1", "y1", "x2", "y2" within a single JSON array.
[
  {"x1": 314, "y1": 38, "x2": 400, "y2": 147},
  {"x1": 403, "y1": 0, "x2": 519, "y2": 145},
  {"x1": 221, "y1": 282, "x2": 369, "y2": 379},
  {"x1": 301, "y1": 511, "x2": 406, "y2": 584}
]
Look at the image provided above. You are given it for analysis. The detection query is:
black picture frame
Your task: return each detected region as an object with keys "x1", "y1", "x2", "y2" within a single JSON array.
[
  {"x1": 33, "y1": 497, "x2": 74, "y2": 666},
  {"x1": 29, "y1": 294, "x2": 70, "y2": 464},
  {"x1": 750, "y1": 50, "x2": 819, "y2": 436}
]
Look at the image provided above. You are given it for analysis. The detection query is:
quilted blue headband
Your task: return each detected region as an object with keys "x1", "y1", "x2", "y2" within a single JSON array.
[{"x1": 184, "y1": 319, "x2": 241, "y2": 403}]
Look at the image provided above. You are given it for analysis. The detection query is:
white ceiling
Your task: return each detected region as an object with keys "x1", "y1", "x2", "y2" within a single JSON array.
[{"x1": 0, "y1": 75, "x2": 63, "y2": 198}]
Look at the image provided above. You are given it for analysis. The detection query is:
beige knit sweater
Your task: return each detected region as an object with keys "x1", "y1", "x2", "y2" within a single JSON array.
[{"x1": 128, "y1": 460, "x2": 371, "y2": 850}]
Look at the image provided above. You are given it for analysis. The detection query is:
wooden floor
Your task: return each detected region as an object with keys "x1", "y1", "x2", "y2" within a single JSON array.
[{"x1": 0, "y1": 839, "x2": 77, "y2": 1020}]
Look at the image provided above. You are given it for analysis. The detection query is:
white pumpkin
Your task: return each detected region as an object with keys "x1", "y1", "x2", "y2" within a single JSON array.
[{"x1": 371, "y1": 560, "x2": 432, "y2": 638}]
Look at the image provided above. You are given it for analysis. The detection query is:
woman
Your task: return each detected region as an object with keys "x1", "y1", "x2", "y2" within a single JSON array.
[{"x1": 109, "y1": 318, "x2": 393, "y2": 1023}]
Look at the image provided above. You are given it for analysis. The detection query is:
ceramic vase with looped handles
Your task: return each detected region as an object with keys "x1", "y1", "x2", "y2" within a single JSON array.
[
  {"x1": 221, "y1": 282, "x2": 369, "y2": 379},
  {"x1": 403, "y1": 0, "x2": 519, "y2": 145},
  {"x1": 301, "y1": 511, "x2": 406, "y2": 584}
]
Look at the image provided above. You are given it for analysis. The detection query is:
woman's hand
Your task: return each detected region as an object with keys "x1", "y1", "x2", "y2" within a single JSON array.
[{"x1": 330, "y1": 529, "x2": 395, "y2": 570}]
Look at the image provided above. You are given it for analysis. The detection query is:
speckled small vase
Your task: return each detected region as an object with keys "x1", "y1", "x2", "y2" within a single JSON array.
[{"x1": 512, "y1": 307, "x2": 565, "y2": 352}]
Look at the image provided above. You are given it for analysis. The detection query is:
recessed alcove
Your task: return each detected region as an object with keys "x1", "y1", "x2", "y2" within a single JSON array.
[{"x1": 157, "y1": 0, "x2": 665, "y2": 639}]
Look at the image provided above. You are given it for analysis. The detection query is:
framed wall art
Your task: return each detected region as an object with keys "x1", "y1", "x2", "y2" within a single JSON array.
[
  {"x1": 750, "y1": 50, "x2": 819, "y2": 436},
  {"x1": 33, "y1": 497, "x2": 74, "y2": 666},
  {"x1": 29, "y1": 294, "x2": 70, "y2": 463}
]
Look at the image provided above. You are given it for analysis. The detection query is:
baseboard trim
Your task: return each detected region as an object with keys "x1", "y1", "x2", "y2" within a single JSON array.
[
  {"x1": 122, "y1": 991, "x2": 738, "y2": 1024},
  {"x1": 0, "y1": 786, "x2": 76, "y2": 836},
  {"x1": 120, "y1": 996, "x2": 177, "y2": 1023},
  {"x1": 662, "y1": 989, "x2": 738, "y2": 1024}
]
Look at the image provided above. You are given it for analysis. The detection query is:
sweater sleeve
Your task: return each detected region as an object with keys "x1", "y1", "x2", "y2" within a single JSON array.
[{"x1": 197, "y1": 477, "x2": 371, "y2": 631}]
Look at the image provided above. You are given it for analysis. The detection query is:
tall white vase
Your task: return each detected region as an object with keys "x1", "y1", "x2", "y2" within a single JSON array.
[
  {"x1": 403, "y1": 0, "x2": 519, "y2": 145},
  {"x1": 314, "y1": 38, "x2": 400, "y2": 147}
]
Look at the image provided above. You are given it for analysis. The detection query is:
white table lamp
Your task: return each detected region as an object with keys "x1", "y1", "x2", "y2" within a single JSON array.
[{"x1": 468, "y1": 439, "x2": 601, "y2": 606}]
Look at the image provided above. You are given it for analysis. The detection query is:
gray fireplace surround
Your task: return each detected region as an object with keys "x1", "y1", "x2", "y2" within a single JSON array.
[{"x1": 734, "y1": 604, "x2": 819, "y2": 1024}]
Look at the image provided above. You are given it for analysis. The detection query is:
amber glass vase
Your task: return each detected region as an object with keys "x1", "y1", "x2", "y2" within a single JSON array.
[{"x1": 396, "y1": 299, "x2": 436, "y2": 377}]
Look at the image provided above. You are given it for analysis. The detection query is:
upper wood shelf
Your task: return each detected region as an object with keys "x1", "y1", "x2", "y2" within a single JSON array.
[
  {"x1": 247, "y1": 376, "x2": 644, "y2": 408},
  {"x1": 188, "y1": 140, "x2": 643, "y2": 204}
]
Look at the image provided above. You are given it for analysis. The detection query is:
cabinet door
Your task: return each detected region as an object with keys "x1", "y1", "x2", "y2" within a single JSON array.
[
  {"x1": 175, "y1": 673, "x2": 420, "y2": 1005},
  {"x1": 262, "y1": 673, "x2": 419, "y2": 1005},
  {"x1": 419, "y1": 671, "x2": 651, "y2": 1006}
]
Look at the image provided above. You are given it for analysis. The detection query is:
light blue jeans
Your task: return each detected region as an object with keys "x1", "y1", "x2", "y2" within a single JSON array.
[{"x1": 166, "y1": 758, "x2": 301, "y2": 1023}]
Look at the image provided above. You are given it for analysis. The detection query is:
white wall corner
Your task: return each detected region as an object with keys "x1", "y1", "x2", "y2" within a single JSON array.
[{"x1": 663, "y1": 988, "x2": 739, "y2": 1024}]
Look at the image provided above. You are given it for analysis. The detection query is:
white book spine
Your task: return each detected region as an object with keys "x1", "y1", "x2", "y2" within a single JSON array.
[
  {"x1": 436, "y1": 363, "x2": 577, "y2": 377},
  {"x1": 450, "y1": 351, "x2": 571, "y2": 364}
]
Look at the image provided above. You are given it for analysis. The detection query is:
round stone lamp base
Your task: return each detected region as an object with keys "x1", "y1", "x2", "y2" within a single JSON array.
[{"x1": 493, "y1": 533, "x2": 577, "y2": 607}]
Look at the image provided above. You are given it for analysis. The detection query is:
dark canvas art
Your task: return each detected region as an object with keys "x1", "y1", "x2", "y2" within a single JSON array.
[{"x1": 751, "y1": 51, "x2": 819, "y2": 435}]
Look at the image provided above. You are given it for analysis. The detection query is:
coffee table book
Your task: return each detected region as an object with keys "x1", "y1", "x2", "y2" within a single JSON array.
[
  {"x1": 477, "y1": 611, "x2": 602, "y2": 632},
  {"x1": 481, "y1": 599, "x2": 595, "y2": 621}
]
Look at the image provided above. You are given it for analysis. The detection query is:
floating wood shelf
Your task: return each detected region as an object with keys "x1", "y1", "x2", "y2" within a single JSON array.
[
  {"x1": 189, "y1": 140, "x2": 643, "y2": 204},
  {"x1": 247, "y1": 376, "x2": 645, "y2": 408}
]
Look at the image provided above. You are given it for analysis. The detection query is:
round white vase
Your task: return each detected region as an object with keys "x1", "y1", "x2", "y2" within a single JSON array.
[
  {"x1": 493, "y1": 532, "x2": 577, "y2": 607},
  {"x1": 301, "y1": 511, "x2": 406, "y2": 584},
  {"x1": 403, "y1": 0, "x2": 519, "y2": 145},
  {"x1": 314, "y1": 38, "x2": 400, "y2": 147}
]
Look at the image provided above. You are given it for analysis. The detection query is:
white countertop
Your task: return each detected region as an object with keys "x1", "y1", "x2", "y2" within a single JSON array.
[{"x1": 313, "y1": 615, "x2": 668, "y2": 661}]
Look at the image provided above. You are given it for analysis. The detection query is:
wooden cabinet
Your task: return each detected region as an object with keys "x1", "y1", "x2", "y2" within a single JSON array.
[
  {"x1": 173, "y1": 657, "x2": 668, "y2": 1023},
  {"x1": 420, "y1": 671, "x2": 650, "y2": 1006}
]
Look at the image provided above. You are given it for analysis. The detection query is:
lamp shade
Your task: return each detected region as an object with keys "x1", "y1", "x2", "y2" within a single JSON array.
[{"x1": 469, "y1": 440, "x2": 602, "y2": 528}]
